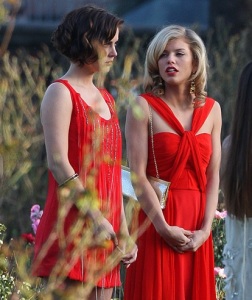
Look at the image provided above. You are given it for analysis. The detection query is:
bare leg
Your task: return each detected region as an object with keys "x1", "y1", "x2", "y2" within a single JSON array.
[
  {"x1": 43, "y1": 278, "x2": 91, "y2": 299},
  {"x1": 88, "y1": 287, "x2": 113, "y2": 300},
  {"x1": 45, "y1": 278, "x2": 113, "y2": 300}
]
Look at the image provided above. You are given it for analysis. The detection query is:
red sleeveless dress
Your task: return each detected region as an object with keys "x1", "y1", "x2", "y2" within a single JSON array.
[
  {"x1": 32, "y1": 79, "x2": 122, "y2": 287},
  {"x1": 124, "y1": 93, "x2": 216, "y2": 300}
]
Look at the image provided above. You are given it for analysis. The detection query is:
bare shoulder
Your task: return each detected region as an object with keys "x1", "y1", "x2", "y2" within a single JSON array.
[
  {"x1": 209, "y1": 100, "x2": 222, "y2": 125},
  {"x1": 127, "y1": 95, "x2": 149, "y2": 122},
  {"x1": 42, "y1": 82, "x2": 72, "y2": 106},
  {"x1": 135, "y1": 95, "x2": 149, "y2": 110},
  {"x1": 211, "y1": 100, "x2": 221, "y2": 115},
  {"x1": 40, "y1": 82, "x2": 73, "y2": 123}
]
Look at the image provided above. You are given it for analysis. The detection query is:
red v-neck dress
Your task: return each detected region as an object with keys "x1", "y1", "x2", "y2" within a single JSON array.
[
  {"x1": 124, "y1": 93, "x2": 216, "y2": 300},
  {"x1": 32, "y1": 79, "x2": 122, "y2": 287}
]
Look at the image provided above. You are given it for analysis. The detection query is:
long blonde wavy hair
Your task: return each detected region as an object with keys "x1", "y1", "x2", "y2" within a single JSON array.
[{"x1": 143, "y1": 25, "x2": 209, "y2": 104}]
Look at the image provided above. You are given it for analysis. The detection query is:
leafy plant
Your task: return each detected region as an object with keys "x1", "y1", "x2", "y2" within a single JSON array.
[
  {"x1": 0, "y1": 46, "x2": 62, "y2": 238},
  {"x1": 2, "y1": 19, "x2": 252, "y2": 299},
  {"x1": 213, "y1": 204, "x2": 227, "y2": 300}
]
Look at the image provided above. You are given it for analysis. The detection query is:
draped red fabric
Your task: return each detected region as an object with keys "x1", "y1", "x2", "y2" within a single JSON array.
[{"x1": 124, "y1": 93, "x2": 216, "y2": 300}]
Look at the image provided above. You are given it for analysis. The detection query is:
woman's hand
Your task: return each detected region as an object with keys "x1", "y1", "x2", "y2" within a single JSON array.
[
  {"x1": 179, "y1": 229, "x2": 210, "y2": 252},
  {"x1": 158, "y1": 225, "x2": 193, "y2": 253},
  {"x1": 114, "y1": 234, "x2": 138, "y2": 268},
  {"x1": 120, "y1": 242, "x2": 138, "y2": 268},
  {"x1": 88, "y1": 210, "x2": 118, "y2": 247}
]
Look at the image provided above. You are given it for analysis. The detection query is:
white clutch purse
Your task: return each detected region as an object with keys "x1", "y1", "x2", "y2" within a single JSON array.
[
  {"x1": 121, "y1": 166, "x2": 138, "y2": 200},
  {"x1": 121, "y1": 166, "x2": 170, "y2": 209}
]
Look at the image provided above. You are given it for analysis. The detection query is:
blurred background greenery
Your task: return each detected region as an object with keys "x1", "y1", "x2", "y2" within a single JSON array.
[
  {"x1": 0, "y1": 0, "x2": 252, "y2": 298},
  {"x1": 0, "y1": 2, "x2": 251, "y2": 238}
]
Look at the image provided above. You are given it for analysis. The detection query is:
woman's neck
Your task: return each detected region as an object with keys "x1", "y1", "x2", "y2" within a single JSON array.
[
  {"x1": 62, "y1": 63, "x2": 95, "y2": 87},
  {"x1": 162, "y1": 88, "x2": 193, "y2": 110}
]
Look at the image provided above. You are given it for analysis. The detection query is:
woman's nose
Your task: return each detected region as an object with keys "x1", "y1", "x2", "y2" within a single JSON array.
[
  {"x1": 109, "y1": 46, "x2": 117, "y2": 57},
  {"x1": 167, "y1": 54, "x2": 174, "y2": 63}
]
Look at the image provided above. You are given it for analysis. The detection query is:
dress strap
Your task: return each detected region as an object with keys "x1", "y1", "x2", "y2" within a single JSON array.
[
  {"x1": 142, "y1": 93, "x2": 184, "y2": 134},
  {"x1": 54, "y1": 78, "x2": 74, "y2": 91},
  {"x1": 142, "y1": 93, "x2": 214, "y2": 193},
  {"x1": 53, "y1": 79, "x2": 80, "y2": 106},
  {"x1": 141, "y1": 93, "x2": 215, "y2": 135},
  {"x1": 53, "y1": 79, "x2": 86, "y2": 172},
  {"x1": 191, "y1": 98, "x2": 215, "y2": 134}
]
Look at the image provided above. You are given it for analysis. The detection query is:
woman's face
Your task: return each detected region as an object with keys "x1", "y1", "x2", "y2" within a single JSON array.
[
  {"x1": 92, "y1": 27, "x2": 119, "y2": 74},
  {"x1": 157, "y1": 37, "x2": 195, "y2": 88}
]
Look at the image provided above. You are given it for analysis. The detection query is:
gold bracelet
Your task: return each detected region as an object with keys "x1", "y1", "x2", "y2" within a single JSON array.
[{"x1": 59, "y1": 173, "x2": 79, "y2": 187}]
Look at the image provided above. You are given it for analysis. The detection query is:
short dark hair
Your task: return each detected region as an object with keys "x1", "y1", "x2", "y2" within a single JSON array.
[{"x1": 51, "y1": 5, "x2": 124, "y2": 66}]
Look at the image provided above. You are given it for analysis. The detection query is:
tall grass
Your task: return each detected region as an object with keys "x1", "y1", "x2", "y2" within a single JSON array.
[
  {"x1": 0, "y1": 22, "x2": 252, "y2": 298},
  {"x1": 0, "y1": 46, "x2": 62, "y2": 237}
]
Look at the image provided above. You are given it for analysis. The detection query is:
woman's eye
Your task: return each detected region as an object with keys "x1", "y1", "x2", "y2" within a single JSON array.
[
  {"x1": 176, "y1": 52, "x2": 185, "y2": 56},
  {"x1": 159, "y1": 53, "x2": 168, "y2": 58}
]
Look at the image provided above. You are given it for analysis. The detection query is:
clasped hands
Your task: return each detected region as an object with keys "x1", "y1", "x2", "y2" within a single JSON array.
[{"x1": 160, "y1": 225, "x2": 209, "y2": 253}]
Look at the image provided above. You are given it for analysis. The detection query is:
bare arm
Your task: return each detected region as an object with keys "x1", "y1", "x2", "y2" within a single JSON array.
[
  {"x1": 181, "y1": 101, "x2": 222, "y2": 252},
  {"x1": 41, "y1": 82, "x2": 83, "y2": 190},
  {"x1": 126, "y1": 96, "x2": 192, "y2": 249},
  {"x1": 219, "y1": 135, "x2": 231, "y2": 191},
  {"x1": 41, "y1": 83, "x2": 118, "y2": 242},
  {"x1": 118, "y1": 201, "x2": 138, "y2": 266},
  {"x1": 202, "y1": 103, "x2": 222, "y2": 231}
]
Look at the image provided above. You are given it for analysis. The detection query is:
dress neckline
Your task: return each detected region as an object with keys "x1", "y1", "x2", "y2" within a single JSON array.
[
  {"x1": 145, "y1": 93, "x2": 214, "y2": 136},
  {"x1": 56, "y1": 79, "x2": 113, "y2": 122},
  {"x1": 153, "y1": 95, "x2": 196, "y2": 132}
]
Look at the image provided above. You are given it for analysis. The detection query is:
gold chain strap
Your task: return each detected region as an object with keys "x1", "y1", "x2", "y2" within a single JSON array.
[{"x1": 148, "y1": 105, "x2": 159, "y2": 179}]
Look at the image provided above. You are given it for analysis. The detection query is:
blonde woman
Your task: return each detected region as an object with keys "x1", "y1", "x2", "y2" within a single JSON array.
[{"x1": 124, "y1": 25, "x2": 221, "y2": 300}]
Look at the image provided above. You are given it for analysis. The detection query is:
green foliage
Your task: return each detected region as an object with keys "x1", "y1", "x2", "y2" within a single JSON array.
[
  {"x1": 207, "y1": 19, "x2": 252, "y2": 139},
  {"x1": 0, "y1": 224, "x2": 14, "y2": 299},
  {"x1": 212, "y1": 216, "x2": 226, "y2": 300},
  {"x1": 212, "y1": 217, "x2": 226, "y2": 268},
  {"x1": 0, "y1": 0, "x2": 8, "y2": 24},
  {"x1": 1, "y1": 19, "x2": 252, "y2": 299},
  {"x1": 0, "y1": 223, "x2": 43, "y2": 299},
  {"x1": 0, "y1": 46, "x2": 63, "y2": 238},
  {"x1": 0, "y1": 215, "x2": 227, "y2": 299}
]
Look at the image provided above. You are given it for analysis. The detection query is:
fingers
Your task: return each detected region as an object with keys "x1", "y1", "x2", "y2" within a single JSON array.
[
  {"x1": 122, "y1": 253, "x2": 138, "y2": 267},
  {"x1": 93, "y1": 226, "x2": 118, "y2": 249},
  {"x1": 174, "y1": 235, "x2": 191, "y2": 247},
  {"x1": 120, "y1": 245, "x2": 138, "y2": 267},
  {"x1": 171, "y1": 245, "x2": 184, "y2": 253},
  {"x1": 183, "y1": 230, "x2": 194, "y2": 238},
  {"x1": 111, "y1": 233, "x2": 118, "y2": 247},
  {"x1": 102, "y1": 231, "x2": 118, "y2": 247},
  {"x1": 93, "y1": 216, "x2": 118, "y2": 246},
  {"x1": 179, "y1": 238, "x2": 195, "y2": 252},
  {"x1": 171, "y1": 236, "x2": 194, "y2": 253},
  {"x1": 122, "y1": 249, "x2": 138, "y2": 261}
]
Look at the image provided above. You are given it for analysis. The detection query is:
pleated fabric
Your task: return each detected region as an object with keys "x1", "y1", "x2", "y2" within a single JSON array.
[
  {"x1": 32, "y1": 79, "x2": 122, "y2": 287},
  {"x1": 124, "y1": 93, "x2": 216, "y2": 300}
]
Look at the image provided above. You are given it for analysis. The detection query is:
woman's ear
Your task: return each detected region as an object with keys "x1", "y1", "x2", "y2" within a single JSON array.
[{"x1": 192, "y1": 56, "x2": 198, "y2": 74}]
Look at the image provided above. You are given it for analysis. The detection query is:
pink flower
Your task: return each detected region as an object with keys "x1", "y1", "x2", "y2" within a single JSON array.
[
  {"x1": 30, "y1": 204, "x2": 43, "y2": 221},
  {"x1": 31, "y1": 219, "x2": 40, "y2": 235},
  {"x1": 215, "y1": 210, "x2": 227, "y2": 219},
  {"x1": 30, "y1": 204, "x2": 43, "y2": 234},
  {"x1": 214, "y1": 267, "x2": 226, "y2": 278}
]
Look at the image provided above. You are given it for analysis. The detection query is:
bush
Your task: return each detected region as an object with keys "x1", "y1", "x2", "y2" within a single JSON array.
[
  {"x1": 1, "y1": 21, "x2": 252, "y2": 299},
  {"x1": 0, "y1": 46, "x2": 62, "y2": 238}
]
